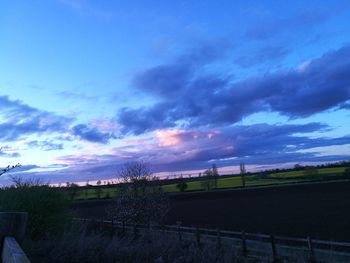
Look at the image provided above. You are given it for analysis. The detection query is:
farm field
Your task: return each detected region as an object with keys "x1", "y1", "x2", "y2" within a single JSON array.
[
  {"x1": 73, "y1": 166, "x2": 347, "y2": 200},
  {"x1": 71, "y1": 180, "x2": 350, "y2": 241}
]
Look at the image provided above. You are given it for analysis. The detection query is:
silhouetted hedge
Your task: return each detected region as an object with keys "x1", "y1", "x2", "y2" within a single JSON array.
[{"x1": 0, "y1": 184, "x2": 72, "y2": 239}]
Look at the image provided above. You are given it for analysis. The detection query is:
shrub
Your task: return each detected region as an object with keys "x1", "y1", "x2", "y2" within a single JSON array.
[
  {"x1": 0, "y1": 183, "x2": 72, "y2": 239},
  {"x1": 176, "y1": 181, "x2": 188, "y2": 192}
]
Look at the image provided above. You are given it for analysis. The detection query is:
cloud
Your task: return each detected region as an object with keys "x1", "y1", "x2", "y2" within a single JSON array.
[
  {"x1": 27, "y1": 140, "x2": 64, "y2": 151},
  {"x1": 117, "y1": 44, "x2": 350, "y2": 135},
  {"x1": 0, "y1": 96, "x2": 118, "y2": 145},
  {"x1": 0, "y1": 149, "x2": 20, "y2": 158},
  {"x1": 339, "y1": 101, "x2": 350, "y2": 110},
  {"x1": 7, "y1": 164, "x2": 40, "y2": 173},
  {"x1": 40, "y1": 122, "x2": 350, "y2": 183},
  {"x1": 132, "y1": 41, "x2": 230, "y2": 98},
  {"x1": 72, "y1": 124, "x2": 115, "y2": 144},
  {"x1": 0, "y1": 96, "x2": 73, "y2": 141}
]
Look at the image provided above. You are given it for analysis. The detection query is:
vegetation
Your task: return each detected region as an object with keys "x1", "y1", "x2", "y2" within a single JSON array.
[
  {"x1": 176, "y1": 181, "x2": 188, "y2": 192},
  {"x1": 107, "y1": 162, "x2": 169, "y2": 226},
  {"x1": 23, "y1": 224, "x2": 250, "y2": 263},
  {"x1": 240, "y1": 162, "x2": 246, "y2": 187},
  {"x1": 0, "y1": 177, "x2": 72, "y2": 239},
  {"x1": 95, "y1": 180, "x2": 102, "y2": 199},
  {"x1": 200, "y1": 164, "x2": 219, "y2": 191}
]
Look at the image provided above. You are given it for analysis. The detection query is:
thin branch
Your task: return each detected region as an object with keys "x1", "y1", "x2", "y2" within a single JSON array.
[{"x1": 0, "y1": 163, "x2": 21, "y2": 176}]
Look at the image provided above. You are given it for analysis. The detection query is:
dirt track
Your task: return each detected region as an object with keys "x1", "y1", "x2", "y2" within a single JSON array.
[{"x1": 71, "y1": 180, "x2": 350, "y2": 241}]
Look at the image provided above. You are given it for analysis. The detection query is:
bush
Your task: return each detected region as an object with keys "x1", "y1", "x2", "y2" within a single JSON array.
[
  {"x1": 0, "y1": 183, "x2": 72, "y2": 239},
  {"x1": 176, "y1": 181, "x2": 188, "y2": 192}
]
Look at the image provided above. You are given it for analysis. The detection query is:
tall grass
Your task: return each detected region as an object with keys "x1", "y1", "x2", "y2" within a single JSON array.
[{"x1": 23, "y1": 224, "x2": 253, "y2": 263}]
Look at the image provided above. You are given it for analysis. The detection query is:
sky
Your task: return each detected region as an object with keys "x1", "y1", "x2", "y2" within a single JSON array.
[{"x1": 1, "y1": 0, "x2": 350, "y2": 185}]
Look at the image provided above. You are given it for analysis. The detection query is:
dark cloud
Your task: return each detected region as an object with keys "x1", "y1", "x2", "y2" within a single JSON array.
[
  {"x1": 0, "y1": 148, "x2": 20, "y2": 158},
  {"x1": 0, "y1": 96, "x2": 73, "y2": 141},
  {"x1": 27, "y1": 140, "x2": 64, "y2": 151},
  {"x1": 162, "y1": 123, "x2": 330, "y2": 164},
  {"x1": 117, "y1": 44, "x2": 350, "y2": 135},
  {"x1": 132, "y1": 40, "x2": 230, "y2": 99},
  {"x1": 72, "y1": 124, "x2": 115, "y2": 144},
  {"x1": 148, "y1": 122, "x2": 349, "y2": 171},
  {"x1": 0, "y1": 96, "x2": 116, "y2": 144}
]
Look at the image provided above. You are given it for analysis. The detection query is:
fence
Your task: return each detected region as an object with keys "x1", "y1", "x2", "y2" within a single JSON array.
[
  {"x1": 0, "y1": 213, "x2": 30, "y2": 263},
  {"x1": 75, "y1": 218, "x2": 350, "y2": 262}
]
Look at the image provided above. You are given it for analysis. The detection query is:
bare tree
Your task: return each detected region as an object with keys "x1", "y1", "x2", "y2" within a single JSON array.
[
  {"x1": 240, "y1": 163, "x2": 246, "y2": 187},
  {"x1": 67, "y1": 182, "x2": 79, "y2": 200},
  {"x1": 95, "y1": 180, "x2": 102, "y2": 198},
  {"x1": 212, "y1": 163, "x2": 219, "y2": 188},
  {"x1": 0, "y1": 164, "x2": 21, "y2": 176},
  {"x1": 9, "y1": 174, "x2": 43, "y2": 187},
  {"x1": 119, "y1": 161, "x2": 152, "y2": 196},
  {"x1": 108, "y1": 161, "x2": 169, "y2": 226},
  {"x1": 200, "y1": 168, "x2": 216, "y2": 191}
]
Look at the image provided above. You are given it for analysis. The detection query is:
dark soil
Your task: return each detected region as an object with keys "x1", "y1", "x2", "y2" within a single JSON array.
[{"x1": 71, "y1": 180, "x2": 350, "y2": 241}]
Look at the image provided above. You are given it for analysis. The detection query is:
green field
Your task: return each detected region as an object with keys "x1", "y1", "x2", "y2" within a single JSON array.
[
  {"x1": 72, "y1": 166, "x2": 348, "y2": 200},
  {"x1": 269, "y1": 167, "x2": 346, "y2": 178}
]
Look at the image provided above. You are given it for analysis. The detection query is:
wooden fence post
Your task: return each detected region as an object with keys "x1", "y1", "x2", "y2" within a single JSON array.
[
  {"x1": 133, "y1": 224, "x2": 139, "y2": 240},
  {"x1": 241, "y1": 230, "x2": 248, "y2": 257},
  {"x1": 270, "y1": 235, "x2": 278, "y2": 262},
  {"x1": 195, "y1": 226, "x2": 201, "y2": 247},
  {"x1": 216, "y1": 229, "x2": 222, "y2": 250},
  {"x1": 176, "y1": 222, "x2": 182, "y2": 242},
  {"x1": 0, "y1": 212, "x2": 28, "y2": 245},
  {"x1": 307, "y1": 236, "x2": 316, "y2": 263}
]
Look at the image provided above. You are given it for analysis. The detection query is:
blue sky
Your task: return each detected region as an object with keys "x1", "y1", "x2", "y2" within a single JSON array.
[{"x1": 1, "y1": 0, "x2": 350, "y2": 184}]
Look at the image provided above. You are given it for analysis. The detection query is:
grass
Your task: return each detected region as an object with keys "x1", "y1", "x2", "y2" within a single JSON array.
[
  {"x1": 72, "y1": 166, "x2": 348, "y2": 199},
  {"x1": 269, "y1": 166, "x2": 346, "y2": 178},
  {"x1": 23, "y1": 223, "x2": 257, "y2": 263}
]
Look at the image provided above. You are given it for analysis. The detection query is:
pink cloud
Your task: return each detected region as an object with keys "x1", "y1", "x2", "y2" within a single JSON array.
[
  {"x1": 89, "y1": 117, "x2": 119, "y2": 132},
  {"x1": 156, "y1": 129, "x2": 186, "y2": 147},
  {"x1": 155, "y1": 129, "x2": 204, "y2": 147}
]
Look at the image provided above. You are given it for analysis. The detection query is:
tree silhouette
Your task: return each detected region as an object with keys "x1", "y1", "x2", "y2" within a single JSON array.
[
  {"x1": 176, "y1": 181, "x2": 188, "y2": 192},
  {"x1": 95, "y1": 180, "x2": 102, "y2": 198},
  {"x1": 212, "y1": 163, "x2": 219, "y2": 188},
  {"x1": 108, "y1": 161, "x2": 169, "y2": 226},
  {"x1": 240, "y1": 163, "x2": 246, "y2": 187}
]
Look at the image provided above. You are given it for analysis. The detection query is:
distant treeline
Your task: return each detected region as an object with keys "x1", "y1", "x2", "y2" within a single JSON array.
[{"x1": 66, "y1": 160, "x2": 350, "y2": 190}]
